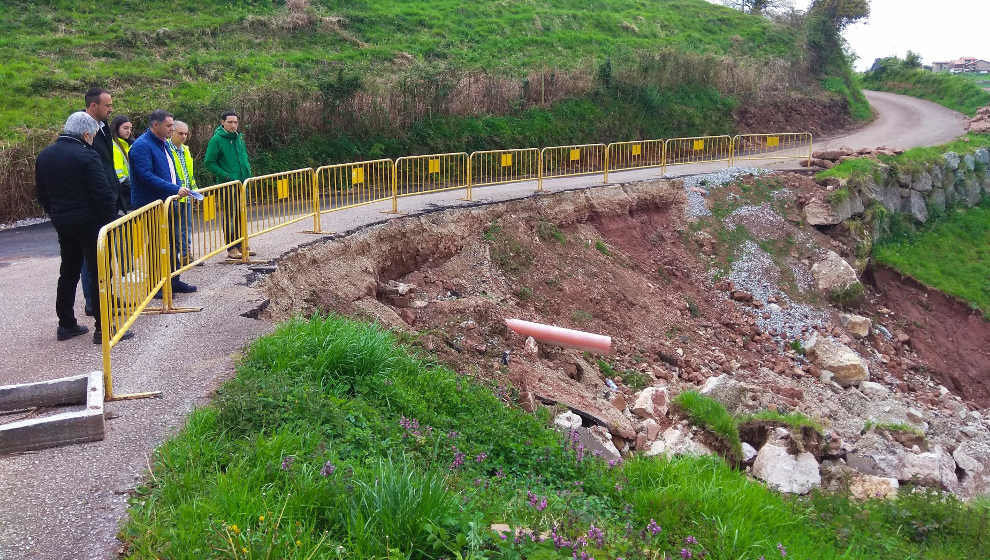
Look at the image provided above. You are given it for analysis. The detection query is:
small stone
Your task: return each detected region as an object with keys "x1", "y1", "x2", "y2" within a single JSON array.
[
  {"x1": 742, "y1": 442, "x2": 758, "y2": 463},
  {"x1": 554, "y1": 411, "x2": 582, "y2": 431},
  {"x1": 860, "y1": 381, "x2": 890, "y2": 399},
  {"x1": 523, "y1": 336, "x2": 539, "y2": 355}
]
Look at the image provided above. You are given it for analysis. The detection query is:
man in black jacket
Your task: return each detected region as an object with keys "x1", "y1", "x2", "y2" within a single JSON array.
[
  {"x1": 80, "y1": 87, "x2": 123, "y2": 317},
  {"x1": 36, "y1": 112, "x2": 120, "y2": 342}
]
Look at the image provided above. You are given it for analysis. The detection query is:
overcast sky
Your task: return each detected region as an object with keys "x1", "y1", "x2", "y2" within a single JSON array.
[{"x1": 720, "y1": 1, "x2": 990, "y2": 71}]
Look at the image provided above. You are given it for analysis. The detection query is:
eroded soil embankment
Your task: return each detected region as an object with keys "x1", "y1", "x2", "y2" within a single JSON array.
[
  {"x1": 869, "y1": 265, "x2": 990, "y2": 406},
  {"x1": 263, "y1": 181, "x2": 792, "y2": 440}
]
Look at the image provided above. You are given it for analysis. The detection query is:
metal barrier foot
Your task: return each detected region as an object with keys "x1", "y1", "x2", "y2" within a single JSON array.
[
  {"x1": 107, "y1": 391, "x2": 163, "y2": 401},
  {"x1": 163, "y1": 306, "x2": 203, "y2": 314}
]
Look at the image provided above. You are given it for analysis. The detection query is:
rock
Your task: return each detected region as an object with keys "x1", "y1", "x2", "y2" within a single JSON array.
[
  {"x1": 848, "y1": 473, "x2": 899, "y2": 500},
  {"x1": 577, "y1": 425, "x2": 622, "y2": 463},
  {"x1": 811, "y1": 251, "x2": 860, "y2": 293},
  {"x1": 953, "y1": 441, "x2": 990, "y2": 496},
  {"x1": 860, "y1": 381, "x2": 890, "y2": 399},
  {"x1": 642, "y1": 418, "x2": 660, "y2": 440},
  {"x1": 906, "y1": 408, "x2": 926, "y2": 424},
  {"x1": 838, "y1": 313, "x2": 871, "y2": 338},
  {"x1": 523, "y1": 336, "x2": 539, "y2": 355},
  {"x1": 751, "y1": 443, "x2": 822, "y2": 494},
  {"x1": 730, "y1": 290, "x2": 754, "y2": 302},
  {"x1": 554, "y1": 411, "x2": 582, "y2": 431},
  {"x1": 609, "y1": 392, "x2": 627, "y2": 410},
  {"x1": 645, "y1": 426, "x2": 713, "y2": 458},
  {"x1": 909, "y1": 190, "x2": 928, "y2": 223},
  {"x1": 742, "y1": 442, "x2": 758, "y2": 463},
  {"x1": 943, "y1": 152, "x2": 960, "y2": 170},
  {"x1": 804, "y1": 334, "x2": 869, "y2": 387},
  {"x1": 631, "y1": 387, "x2": 669, "y2": 420},
  {"x1": 699, "y1": 375, "x2": 763, "y2": 414},
  {"x1": 847, "y1": 433, "x2": 958, "y2": 491},
  {"x1": 812, "y1": 149, "x2": 853, "y2": 161},
  {"x1": 804, "y1": 199, "x2": 842, "y2": 226}
]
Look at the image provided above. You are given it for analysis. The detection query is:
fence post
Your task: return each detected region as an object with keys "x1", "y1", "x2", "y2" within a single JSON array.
[
  {"x1": 537, "y1": 149, "x2": 544, "y2": 192},
  {"x1": 662, "y1": 140, "x2": 668, "y2": 176},
  {"x1": 728, "y1": 136, "x2": 735, "y2": 168},
  {"x1": 390, "y1": 160, "x2": 399, "y2": 213},
  {"x1": 239, "y1": 181, "x2": 250, "y2": 262},
  {"x1": 159, "y1": 203, "x2": 174, "y2": 312},
  {"x1": 465, "y1": 155, "x2": 473, "y2": 201},
  {"x1": 310, "y1": 169, "x2": 322, "y2": 234},
  {"x1": 96, "y1": 226, "x2": 114, "y2": 400},
  {"x1": 807, "y1": 133, "x2": 814, "y2": 168},
  {"x1": 603, "y1": 144, "x2": 610, "y2": 184}
]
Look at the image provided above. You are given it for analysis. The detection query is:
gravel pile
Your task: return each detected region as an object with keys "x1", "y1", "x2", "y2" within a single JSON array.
[
  {"x1": 728, "y1": 240, "x2": 828, "y2": 342},
  {"x1": 681, "y1": 167, "x2": 772, "y2": 218}
]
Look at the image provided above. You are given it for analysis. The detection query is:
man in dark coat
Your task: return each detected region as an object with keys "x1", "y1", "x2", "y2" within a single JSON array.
[
  {"x1": 80, "y1": 87, "x2": 125, "y2": 317},
  {"x1": 35, "y1": 112, "x2": 120, "y2": 342}
]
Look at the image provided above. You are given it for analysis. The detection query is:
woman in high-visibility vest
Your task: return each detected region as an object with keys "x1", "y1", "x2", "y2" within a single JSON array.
[{"x1": 109, "y1": 115, "x2": 133, "y2": 212}]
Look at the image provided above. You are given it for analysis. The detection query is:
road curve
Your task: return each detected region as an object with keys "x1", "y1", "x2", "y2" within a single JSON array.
[{"x1": 816, "y1": 90, "x2": 969, "y2": 152}]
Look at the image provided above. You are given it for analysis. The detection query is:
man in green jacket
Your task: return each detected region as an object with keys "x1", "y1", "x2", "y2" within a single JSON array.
[{"x1": 204, "y1": 110, "x2": 252, "y2": 259}]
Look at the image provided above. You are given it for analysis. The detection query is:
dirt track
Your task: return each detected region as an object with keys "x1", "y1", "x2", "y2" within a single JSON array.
[{"x1": 0, "y1": 91, "x2": 971, "y2": 559}]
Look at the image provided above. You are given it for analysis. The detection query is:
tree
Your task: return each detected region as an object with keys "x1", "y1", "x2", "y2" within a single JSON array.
[
  {"x1": 806, "y1": 0, "x2": 871, "y2": 74},
  {"x1": 720, "y1": 0, "x2": 790, "y2": 14},
  {"x1": 904, "y1": 50, "x2": 923, "y2": 69}
]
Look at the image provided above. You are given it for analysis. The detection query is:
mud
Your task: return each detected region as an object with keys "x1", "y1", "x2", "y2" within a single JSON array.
[
  {"x1": 734, "y1": 96, "x2": 853, "y2": 138},
  {"x1": 869, "y1": 265, "x2": 990, "y2": 407}
]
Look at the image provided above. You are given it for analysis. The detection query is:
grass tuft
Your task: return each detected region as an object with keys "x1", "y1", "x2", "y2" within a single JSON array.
[{"x1": 672, "y1": 391, "x2": 743, "y2": 461}]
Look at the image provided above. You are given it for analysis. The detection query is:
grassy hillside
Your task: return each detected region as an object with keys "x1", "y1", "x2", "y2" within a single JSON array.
[
  {"x1": 862, "y1": 62, "x2": 990, "y2": 116},
  {"x1": 874, "y1": 201, "x2": 990, "y2": 318},
  {"x1": 1, "y1": 0, "x2": 860, "y2": 223},
  {"x1": 0, "y1": 0, "x2": 799, "y2": 144},
  {"x1": 120, "y1": 315, "x2": 989, "y2": 558}
]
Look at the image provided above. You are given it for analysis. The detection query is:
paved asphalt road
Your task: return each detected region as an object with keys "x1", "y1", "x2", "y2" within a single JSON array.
[{"x1": 0, "y1": 90, "x2": 968, "y2": 560}]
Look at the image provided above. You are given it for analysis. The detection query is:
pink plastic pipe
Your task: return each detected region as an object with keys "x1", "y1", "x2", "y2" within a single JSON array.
[{"x1": 505, "y1": 318, "x2": 612, "y2": 354}]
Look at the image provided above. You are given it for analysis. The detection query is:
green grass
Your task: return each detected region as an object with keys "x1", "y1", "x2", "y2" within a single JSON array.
[
  {"x1": 596, "y1": 359, "x2": 650, "y2": 390},
  {"x1": 874, "y1": 201, "x2": 990, "y2": 318},
  {"x1": 740, "y1": 410, "x2": 824, "y2": 433},
  {"x1": 863, "y1": 67, "x2": 990, "y2": 116},
  {"x1": 817, "y1": 134, "x2": 990, "y2": 182},
  {"x1": 823, "y1": 71, "x2": 872, "y2": 121},
  {"x1": 672, "y1": 391, "x2": 743, "y2": 461},
  {"x1": 0, "y1": 0, "x2": 798, "y2": 144},
  {"x1": 863, "y1": 421, "x2": 925, "y2": 437},
  {"x1": 120, "y1": 315, "x2": 990, "y2": 558}
]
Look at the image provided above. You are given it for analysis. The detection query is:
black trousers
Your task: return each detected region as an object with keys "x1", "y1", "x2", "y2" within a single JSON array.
[{"x1": 55, "y1": 222, "x2": 101, "y2": 328}]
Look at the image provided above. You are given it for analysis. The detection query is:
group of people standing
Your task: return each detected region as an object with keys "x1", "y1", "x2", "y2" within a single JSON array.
[{"x1": 34, "y1": 87, "x2": 253, "y2": 343}]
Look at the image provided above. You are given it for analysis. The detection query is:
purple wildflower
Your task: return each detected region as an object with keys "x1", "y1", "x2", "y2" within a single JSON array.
[
  {"x1": 280, "y1": 455, "x2": 295, "y2": 471},
  {"x1": 777, "y1": 543, "x2": 787, "y2": 557},
  {"x1": 587, "y1": 524, "x2": 605, "y2": 547},
  {"x1": 320, "y1": 461, "x2": 335, "y2": 477},
  {"x1": 685, "y1": 536, "x2": 698, "y2": 545},
  {"x1": 681, "y1": 548, "x2": 693, "y2": 559},
  {"x1": 447, "y1": 430, "x2": 459, "y2": 439},
  {"x1": 450, "y1": 449, "x2": 466, "y2": 470},
  {"x1": 646, "y1": 518, "x2": 661, "y2": 536},
  {"x1": 475, "y1": 452, "x2": 487, "y2": 463}
]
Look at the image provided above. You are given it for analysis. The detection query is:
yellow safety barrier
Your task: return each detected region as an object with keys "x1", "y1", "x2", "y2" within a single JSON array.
[
  {"x1": 604, "y1": 139, "x2": 665, "y2": 183},
  {"x1": 466, "y1": 148, "x2": 540, "y2": 199},
  {"x1": 243, "y1": 168, "x2": 316, "y2": 242},
  {"x1": 162, "y1": 180, "x2": 243, "y2": 309},
  {"x1": 539, "y1": 143, "x2": 606, "y2": 190},
  {"x1": 312, "y1": 159, "x2": 394, "y2": 232},
  {"x1": 731, "y1": 132, "x2": 813, "y2": 167},
  {"x1": 663, "y1": 135, "x2": 734, "y2": 171},
  {"x1": 96, "y1": 200, "x2": 168, "y2": 401},
  {"x1": 392, "y1": 152, "x2": 469, "y2": 212}
]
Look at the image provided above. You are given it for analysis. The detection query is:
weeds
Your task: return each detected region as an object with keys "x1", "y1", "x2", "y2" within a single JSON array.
[
  {"x1": 672, "y1": 391, "x2": 743, "y2": 461},
  {"x1": 594, "y1": 240, "x2": 611, "y2": 256},
  {"x1": 535, "y1": 221, "x2": 566, "y2": 244}
]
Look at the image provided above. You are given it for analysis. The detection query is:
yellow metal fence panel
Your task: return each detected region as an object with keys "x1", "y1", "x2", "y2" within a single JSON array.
[
  {"x1": 732, "y1": 132, "x2": 813, "y2": 165},
  {"x1": 394, "y1": 153, "x2": 468, "y2": 198},
  {"x1": 606, "y1": 140, "x2": 665, "y2": 174},
  {"x1": 664, "y1": 136, "x2": 734, "y2": 168},
  {"x1": 315, "y1": 159, "x2": 394, "y2": 213},
  {"x1": 97, "y1": 200, "x2": 169, "y2": 398},
  {"x1": 164, "y1": 181, "x2": 244, "y2": 278},
  {"x1": 244, "y1": 168, "x2": 315, "y2": 238},
  {"x1": 469, "y1": 148, "x2": 540, "y2": 188},
  {"x1": 540, "y1": 144, "x2": 606, "y2": 182}
]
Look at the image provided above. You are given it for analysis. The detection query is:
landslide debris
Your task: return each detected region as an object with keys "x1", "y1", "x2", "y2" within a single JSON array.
[{"x1": 263, "y1": 174, "x2": 990, "y2": 499}]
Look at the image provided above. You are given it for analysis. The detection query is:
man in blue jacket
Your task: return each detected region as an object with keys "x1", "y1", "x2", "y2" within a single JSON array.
[{"x1": 129, "y1": 109, "x2": 196, "y2": 294}]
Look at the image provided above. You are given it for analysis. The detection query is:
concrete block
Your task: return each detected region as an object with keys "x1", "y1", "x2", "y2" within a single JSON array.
[{"x1": 0, "y1": 372, "x2": 105, "y2": 455}]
